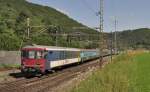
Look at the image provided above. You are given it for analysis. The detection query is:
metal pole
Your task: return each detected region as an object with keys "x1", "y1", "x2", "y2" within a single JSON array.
[
  {"x1": 99, "y1": 0, "x2": 104, "y2": 64},
  {"x1": 114, "y1": 18, "x2": 117, "y2": 54},
  {"x1": 110, "y1": 30, "x2": 113, "y2": 62},
  {"x1": 27, "y1": 18, "x2": 30, "y2": 38},
  {"x1": 55, "y1": 27, "x2": 58, "y2": 46}
]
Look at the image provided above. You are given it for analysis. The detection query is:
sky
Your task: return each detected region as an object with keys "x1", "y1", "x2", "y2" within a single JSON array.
[{"x1": 27, "y1": 0, "x2": 150, "y2": 32}]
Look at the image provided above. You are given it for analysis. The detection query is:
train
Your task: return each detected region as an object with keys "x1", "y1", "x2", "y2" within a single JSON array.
[{"x1": 21, "y1": 45, "x2": 107, "y2": 76}]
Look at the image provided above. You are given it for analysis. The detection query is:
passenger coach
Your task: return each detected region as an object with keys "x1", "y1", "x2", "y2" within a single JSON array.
[{"x1": 21, "y1": 45, "x2": 99, "y2": 75}]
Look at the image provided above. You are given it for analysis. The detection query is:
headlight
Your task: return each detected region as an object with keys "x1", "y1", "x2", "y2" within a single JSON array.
[{"x1": 21, "y1": 66, "x2": 25, "y2": 69}]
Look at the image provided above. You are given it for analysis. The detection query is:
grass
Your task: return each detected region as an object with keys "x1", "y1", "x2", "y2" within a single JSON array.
[
  {"x1": 134, "y1": 52, "x2": 150, "y2": 91},
  {"x1": 71, "y1": 51, "x2": 150, "y2": 92},
  {"x1": 0, "y1": 64, "x2": 20, "y2": 69}
]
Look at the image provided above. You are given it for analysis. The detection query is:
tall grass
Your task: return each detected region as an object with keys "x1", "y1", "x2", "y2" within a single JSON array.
[
  {"x1": 0, "y1": 64, "x2": 20, "y2": 69},
  {"x1": 71, "y1": 51, "x2": 150, "y2": 92}
]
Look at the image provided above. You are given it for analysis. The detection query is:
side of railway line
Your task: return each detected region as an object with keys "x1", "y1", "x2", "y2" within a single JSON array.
[
  {"x1": 0, "y1": 54, "x2": 111, "y2": 92},
  {"x1": 0, "y1": 44, "x2": 115, "y2": 92}
]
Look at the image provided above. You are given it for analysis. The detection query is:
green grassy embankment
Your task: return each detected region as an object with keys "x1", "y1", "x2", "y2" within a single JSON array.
[
  {"x1": 0, "y1": 64, "x2": 20, "y2": 71},
  {"x1": 71, "y1": 51, "x2": 150, "y2": 92}
]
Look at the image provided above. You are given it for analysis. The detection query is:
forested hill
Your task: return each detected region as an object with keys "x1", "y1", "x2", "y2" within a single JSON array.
[
  {"x1": 0, "y1": 0, "x2": 98, "y2": 50},
  {"x1": 116, "y1": 28, "x2": 150, "y2": 50}
]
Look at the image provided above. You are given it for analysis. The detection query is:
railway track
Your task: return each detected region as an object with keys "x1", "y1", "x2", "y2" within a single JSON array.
[{"x1": 0, "y1": 56, "x2": 109, "y2": 92}]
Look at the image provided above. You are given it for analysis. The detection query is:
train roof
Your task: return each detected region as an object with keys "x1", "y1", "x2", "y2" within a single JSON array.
[
  {"x1": 22, "y1": 45, "x2": 81, "y2": 51},
  {"x1": 22, "y1": 45, "x2": 99, "y2": 52}
]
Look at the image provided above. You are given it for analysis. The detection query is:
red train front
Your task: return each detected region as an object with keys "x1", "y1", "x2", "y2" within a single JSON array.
[{"x1": 21, "y1": 47, "x2": 46, "y2": 75}]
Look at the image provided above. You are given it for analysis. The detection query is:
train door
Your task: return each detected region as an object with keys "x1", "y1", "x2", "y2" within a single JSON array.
[
  {"x1": 36, "y1": 51, "x2": 46, "y2": 72},
  {"x1": 45, "y1": 51, "x2": 53, "y2": 70}
]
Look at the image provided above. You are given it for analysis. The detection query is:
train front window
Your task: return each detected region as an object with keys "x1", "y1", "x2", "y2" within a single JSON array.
[
  {"x1": 28, "y1": 51, "x2": 35, "y2": 59},
  {"x1": 22, "y1": 50, "x2": 45, "y2": 59},
  {"x1": 22, "y1": 51, "x2": 27, "y2": 58},
  {"x1": 22, "y1": 50, "x2": 36, "y2": 59},
  {"x1": 36, "y1": 51, "x2": 44, "y2": 59}
]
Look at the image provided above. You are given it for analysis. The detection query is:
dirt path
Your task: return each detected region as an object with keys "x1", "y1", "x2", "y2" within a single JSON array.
[{"x1": 0, "y1": 69, "x2": 21, "y2": 83}]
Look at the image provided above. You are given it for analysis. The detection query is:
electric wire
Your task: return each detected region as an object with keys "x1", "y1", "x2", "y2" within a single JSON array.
[{"x1": 81, "y1": 0, "x2": 98, "y2": 17}]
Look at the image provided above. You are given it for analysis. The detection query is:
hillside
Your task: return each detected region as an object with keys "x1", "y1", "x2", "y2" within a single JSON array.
[
  {"x1": 0, "y1": 0, "x2": 99, "y2": 50},
  {"x1": 116, "y1": 28, "x2": 150, "y2": 50}
]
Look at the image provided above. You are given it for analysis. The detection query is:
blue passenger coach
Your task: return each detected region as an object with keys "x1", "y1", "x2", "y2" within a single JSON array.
[{"x1": 80, "y1": 50, "x2": 99, "y2": 61}]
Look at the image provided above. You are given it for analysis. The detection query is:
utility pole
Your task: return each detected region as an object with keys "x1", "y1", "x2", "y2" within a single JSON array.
[
  {"x1": 114, "y1": 18, "x2": 117, "y2": 54},
  {"x1": 99, "y1": 0, "x2": 104, "y2": 64},
  {"x1": 110, "y1": 30, "x2": 113, "y2": 62},
  {"x1": 55, "y1": 28, "x2": 58, "y2": 46},
  {"x1": 27, "y1": 18, "x2": 30, "y2": 38}
]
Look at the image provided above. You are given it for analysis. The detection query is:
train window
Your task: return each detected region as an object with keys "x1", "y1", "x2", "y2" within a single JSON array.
[
  {"x1": 70, "y1": 51, "x2": 77, "y2": 58},
  {"x1": 69, "y1": 51, "x2": 72, "y2": 58},
  {"x1": 58, "y1": 51, "x2": 71, "y2": 60},
  {"x1": 21, "y1": 50, "x2": 35, "y2": 59},
  {"x1": 62, "y1": 51, "x2": 65, "y2": 59},
  {"x1": 43, "y1": 51, "x2": 48, "y2": 59},
  {"x1": 67, "y1": 51, "x2": 71, "y2": 59},
  {"x1": 49, "y1": 51, "x2": 53, "y2": 54},
  {"x1": 60, "y1": 51, "x2": 62, "y2": 60},
  {"x1": 36, "y1": 51, "x2": 44, "y2": 59},
  {"x1": 64, "y1": 51, "x2": 67, "y2": 59},
  {"x1": 63, "y1": 51, "x2": 66, "y2": 59},
  {"x1": 28, "y1": 51, "x2": 36, "y2": 59},
  {"x1": 55, "y1": 51, "x2": 60, "y2": 60},
  {"x1": 71, "y1": 51, "x2": 74, "y2": 58},
  {"x1": 21, "y1": 51, "x2": 27, "y2": 58},
  {"x1": 72, "y1": 51, "x2": 75, "y2": 58},
  {"x1": 73, "y1": 51, "x2": 78, "y2": 58},
  {"x1": 63, "y1": 51, "x2": 65, "y2": 59}
]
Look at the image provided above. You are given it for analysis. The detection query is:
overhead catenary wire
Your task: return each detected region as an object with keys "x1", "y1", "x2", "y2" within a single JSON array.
[{"x1": 81, "y1": 0, "x2": 98, "y2": 17}]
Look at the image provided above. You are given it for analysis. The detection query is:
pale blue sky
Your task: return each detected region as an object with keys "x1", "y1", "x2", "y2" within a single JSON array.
[{"x1": 27, "y1": 0, "x2": 150, "y2": 32}]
